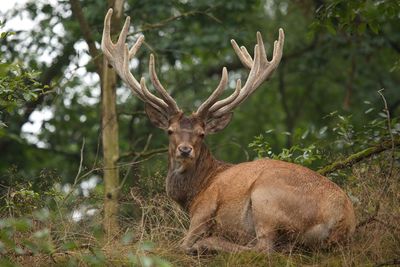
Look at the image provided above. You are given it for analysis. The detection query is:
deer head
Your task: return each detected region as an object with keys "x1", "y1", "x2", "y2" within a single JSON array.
[{"x1": 101, "y1": 8, "x2": 284, "y2": 168}]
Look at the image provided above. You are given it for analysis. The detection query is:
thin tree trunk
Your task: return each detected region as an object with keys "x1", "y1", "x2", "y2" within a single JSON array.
[
  {"x1": 101, "y1": 0, "x2": 124, "y2": 238},
  {"x1": 101, "y1": 61, "x2": 119, "y2": 237},
  {"x1": 70, "y1": 0, "x2": 124, "y2": 238}
]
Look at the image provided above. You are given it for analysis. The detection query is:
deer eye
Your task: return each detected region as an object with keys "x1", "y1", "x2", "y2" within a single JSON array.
[
  {"x1": 198, "y1": 132, "x2": 205, "y2": 138},
  {"x1": 167, "y1": 129, "x2": 173, "y2": 135}
]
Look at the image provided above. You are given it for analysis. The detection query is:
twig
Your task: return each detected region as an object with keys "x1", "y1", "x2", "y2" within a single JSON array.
[
  {"x1": 68, "y1": 0, "x2": 102, "y2": 73},
  {"x1": 73, "y1": 138, "x2": 86, "y2": 186},
  {"x1": 352, "y1": 89, "x2": 397, "y2": 230},
  {"x1": 118, "y1": 134, "x2": 153, "y2": 190},
  {"x1": 377, "y1": 89, "x2": 395, "y2": 193},
  {"x1": 62, "y1": 138, "x2": 85, "y2": 205},
  {"x1": 118, "y1": 147, "x2": 168, "y2": 161},
  {"x1": 355, "y1": 203, "x2": 380, "y2": 229},
  {"x1": 132, "y1": 9, "x2": 221, "y2": 35}
]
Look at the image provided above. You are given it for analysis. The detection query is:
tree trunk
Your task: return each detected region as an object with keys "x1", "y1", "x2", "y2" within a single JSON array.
[
  {"x1": 101, "y1": 60, "x2": 120, "y2": 237},
  {"x1": 101, "y1": 0, "x2": 124, "y2": 238},
  {"x1": 70, "y1": 0, "x2": 124, "y2": 238}
]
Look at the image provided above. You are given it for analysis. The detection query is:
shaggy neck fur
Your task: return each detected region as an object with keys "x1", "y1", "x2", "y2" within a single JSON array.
[{"x1": 166, "y1": 142, "x2": 230, "y2": 210}]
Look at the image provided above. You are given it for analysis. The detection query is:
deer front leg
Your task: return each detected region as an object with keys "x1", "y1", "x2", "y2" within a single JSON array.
[
  {"x1": 181, "y1": 194, "x2": 218, "y2": 253},
  {"x1": 181, "y1": 214, "x2": 213, "y2": 254}
]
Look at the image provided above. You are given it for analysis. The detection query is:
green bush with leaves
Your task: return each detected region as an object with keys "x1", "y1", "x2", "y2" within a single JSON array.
[
  {"x1": 249, "y1": 97, "x2": 399, "y2": 174},
  {"x1": 0, "y1": 24, "x2": 45, "y2": 129}
]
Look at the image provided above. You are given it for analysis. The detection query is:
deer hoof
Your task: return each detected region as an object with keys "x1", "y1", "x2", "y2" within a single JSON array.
[{"x1": 181, "y1": 244, "x2": 198, "y2": 255}]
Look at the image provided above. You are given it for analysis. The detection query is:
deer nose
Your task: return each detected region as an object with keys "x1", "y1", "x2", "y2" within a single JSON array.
[{"x1": 178, "y1": 145, "x2": 193, "y2": 157}]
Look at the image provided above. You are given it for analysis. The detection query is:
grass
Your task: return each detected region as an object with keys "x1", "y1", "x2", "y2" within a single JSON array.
[{"x1": 1, "y1": 157, "x2": 399, "y2": 266}]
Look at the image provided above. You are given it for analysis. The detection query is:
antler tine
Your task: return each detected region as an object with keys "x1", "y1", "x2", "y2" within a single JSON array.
[
  {"x1": 252, "y1": 28, "x2": 284, "y2": 89},
  {"x1": 117, "y1": 15, "x2": 130, "y2": 46},
  {"x1": 121, "y1": 41, "x2": 168, "y2": 111},
  {"x1": 231, "y1": 40, "x2": 252, "y2": 69},
  {"x1": 129, "y1": 34, "x2": 144, "y2": 60},
  {"x1": 140, "y1": 77, "x2": 169, "y2": 112},
  {"x1": 149, "y1": 54, "x2": 180, "y2": 114},
  {"x1": 101, "y1": 8, "x2": 177, "y2": 114},
  {"x1": 102, "y1": 9, "x2": 142, "y2": 99},
  {"x1": 195, "y1": 67, "x2": 228, "y2": 118},
  {"x1": 207, "y1": 29, "x2": 284, "y2": 118},
  {"x1": 209, "y1": 79, "x2": 241, "y2": 113},
  {"x1": 101, "y1": 10, "x2": 112, "y2": 58},
  {"x1": 121, "y1": 44, "x2": 146, "y2": 100}
]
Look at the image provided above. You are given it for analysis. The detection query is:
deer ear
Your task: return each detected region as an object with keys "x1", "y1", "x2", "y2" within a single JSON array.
[
  {"x1": 144, "y1": 104, "x2": 169, "y2": 130},
  {"x1": 205, "y1": 113, "x2": 233, "y2": 134}
]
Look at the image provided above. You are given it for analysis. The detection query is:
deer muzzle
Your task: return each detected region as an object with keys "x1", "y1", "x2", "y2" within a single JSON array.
[{"x1": 177, "y1": 145, "x2": 194, "y2": 158}]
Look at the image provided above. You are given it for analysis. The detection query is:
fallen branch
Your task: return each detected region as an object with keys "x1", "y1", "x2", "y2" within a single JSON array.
[{"x1": 317, "y1": 136, "x2": 400, "y2": 176}]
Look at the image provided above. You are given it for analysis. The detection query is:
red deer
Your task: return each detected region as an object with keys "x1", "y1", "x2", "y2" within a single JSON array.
[{"x1": 101, "y1": 9, "x2": 356, "y2": 253}]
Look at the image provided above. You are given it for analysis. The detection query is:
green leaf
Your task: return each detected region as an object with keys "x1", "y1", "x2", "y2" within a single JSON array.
[
  {"x1": 368, "y1": 22, "x2": 379, "y2": 34},
  {"x1": 357, "y1": 22, "x2": 366, "y2": 34},
  {"x1": 325, "y1": 20, "x2": 337, "y2": 35},
  {"x1": 365, "y1": 108, "x2": 374, "y2": 114}
]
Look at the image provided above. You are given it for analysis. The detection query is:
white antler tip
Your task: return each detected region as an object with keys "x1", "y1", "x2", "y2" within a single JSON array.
[
  {"x1": 278, "y1": 28, "x2": 285, "y2": 39},
  {"x1": 105, "y1": 9, "x2": 113, "y2": 25}
]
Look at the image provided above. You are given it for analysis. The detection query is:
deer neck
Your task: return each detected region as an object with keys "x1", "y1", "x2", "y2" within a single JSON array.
[{"x1": 166, "y1": 142, "x2": 228, "y2": 210}]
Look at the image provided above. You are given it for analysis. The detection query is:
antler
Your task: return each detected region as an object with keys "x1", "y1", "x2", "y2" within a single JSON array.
[
  {"x1": 101, "y1": 8, "x2": 180, "y2": 114},
  {"x1": 196, "y1": 29, "x2": 285, "y2": 119}
]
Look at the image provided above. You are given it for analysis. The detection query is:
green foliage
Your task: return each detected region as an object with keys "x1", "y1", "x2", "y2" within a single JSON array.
[
  {"x1": 312, "y1": 0, "x2": 400, "y2": 35},
  {"x1": 0, "y1": 26, "x2": 44, "y2": 128},
  {"x1": 127, "y1": 242, "x2": 172, "y2": 267},
  {"x1": 249, "y1": 131, "x2": 322, "y2": 166},
  {"x1": 249, "y1": 96, "x2": 399, "y2": 182},
  {"x1": 137, "y1": 169, "x2": 166, "y2": 197},
  {"x1": 0, "y1": 214, "x2": 54, "y2": 265},
  {"x1": 0, "y1": 177, "x2": 173, "y2": 266},
  {"x1": 0, "y1": 65, "x2": 43, "y2": 110}
]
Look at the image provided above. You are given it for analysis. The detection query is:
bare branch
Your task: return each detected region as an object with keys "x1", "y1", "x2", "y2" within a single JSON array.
[{"x1": 69, "y1": 0, "x2": 102, "y2": 73}]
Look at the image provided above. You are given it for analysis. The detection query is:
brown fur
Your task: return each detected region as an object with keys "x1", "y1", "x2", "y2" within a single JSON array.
[{"x1": 158, "y1": 113, "x2": 356, "y2": 254}]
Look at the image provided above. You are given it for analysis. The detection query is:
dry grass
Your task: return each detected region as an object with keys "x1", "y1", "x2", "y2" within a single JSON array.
[{"x1": 5, "y1": 158, "x2": 400, "y2": 266}]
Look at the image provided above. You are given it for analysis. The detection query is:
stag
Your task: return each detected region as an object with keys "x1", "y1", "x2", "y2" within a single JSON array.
[{"x1": 101, "y1": 9, "x2": 356, "y2": 253}]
